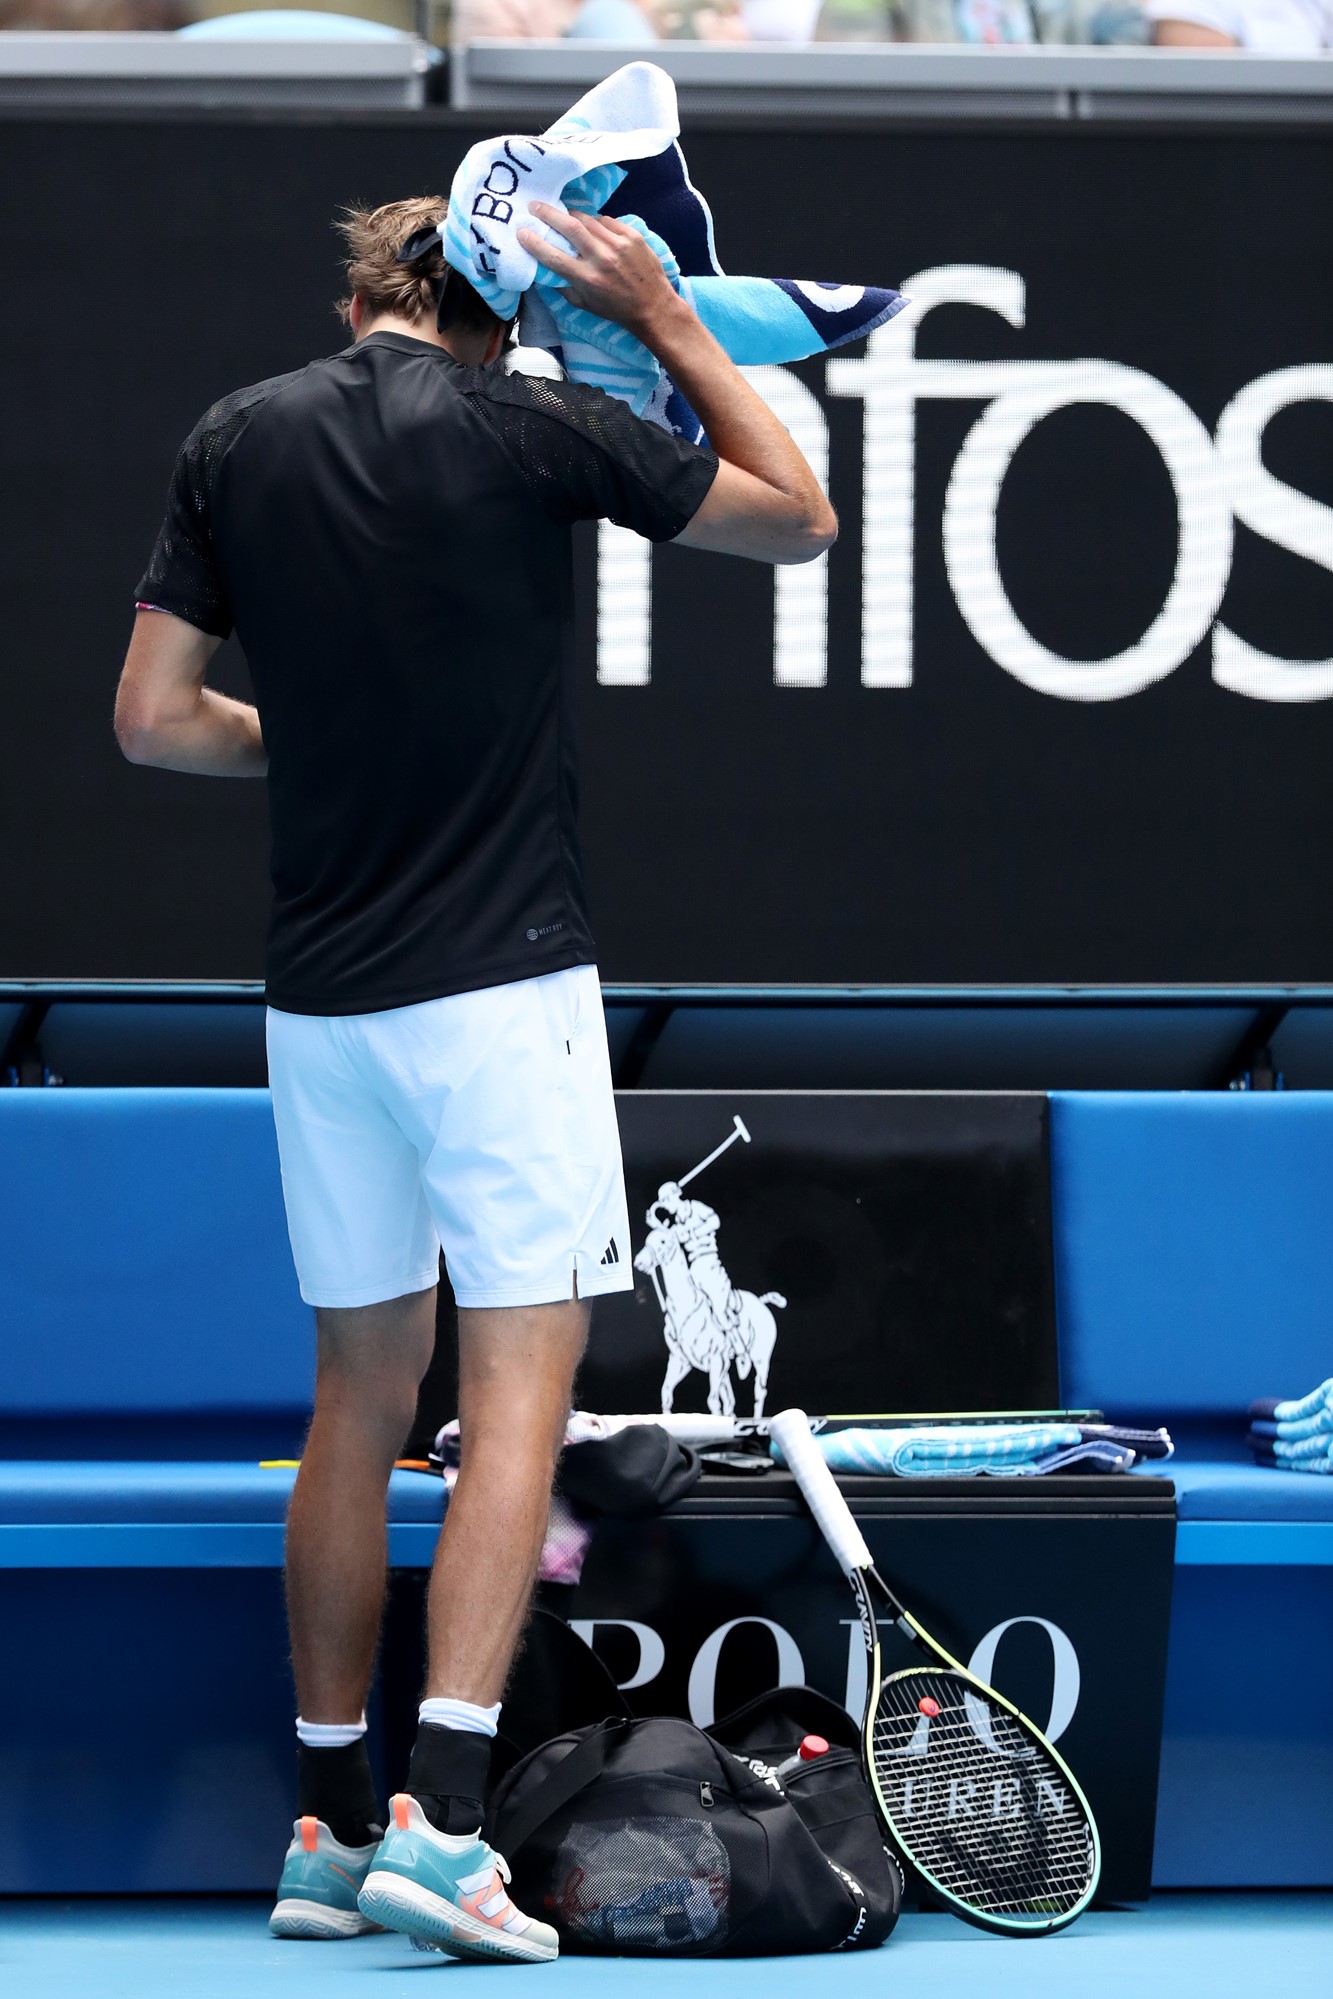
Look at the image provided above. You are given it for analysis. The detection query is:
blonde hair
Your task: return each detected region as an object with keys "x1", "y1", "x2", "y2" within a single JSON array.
[
  {"x1": 335, "y1": 196, "x2": 504, "y2": 336},
  {"x1": 335, "y1": 195, "x2": 451, "y2": 327}
]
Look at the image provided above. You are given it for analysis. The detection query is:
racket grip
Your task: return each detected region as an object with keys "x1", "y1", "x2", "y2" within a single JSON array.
[{"x1": 770, "y1": 1408, "x2": 873, "y2": 1577}]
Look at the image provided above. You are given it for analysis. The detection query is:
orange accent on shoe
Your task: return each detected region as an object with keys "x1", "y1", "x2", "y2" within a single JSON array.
[
  {"x1": 393, "y1": 1795, "x2": 412, "y2": 1831},
  {"x1": 458, "y1": 1869, "x2": 516, "y2": 1932},
  {"x1": 300, "y1": 1816, "x2": 319, "y2": 1853}
]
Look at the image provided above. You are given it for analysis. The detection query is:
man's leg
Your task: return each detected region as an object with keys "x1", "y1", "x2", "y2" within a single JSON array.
[
  {"x1": 402, "y1": 1296, "x2": 588, "y2": 1832},
  {"x1": 284, "y1": 1286, "x2": 437, "y2": 1841}
]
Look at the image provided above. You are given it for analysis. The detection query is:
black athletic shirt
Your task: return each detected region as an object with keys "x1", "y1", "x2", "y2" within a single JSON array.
[{"x1": 136, "y1": 332, "x2": 717, "y2": 1014}]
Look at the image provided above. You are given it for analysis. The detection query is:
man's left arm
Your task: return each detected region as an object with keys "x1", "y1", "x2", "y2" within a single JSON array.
[{"x1": 115, "y1": 609, "x2": 267, "y2": 776}]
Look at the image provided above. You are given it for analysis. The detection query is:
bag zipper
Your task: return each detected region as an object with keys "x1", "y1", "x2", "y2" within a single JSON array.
[{"x1": 699, "y1": 1781, "x2": 715, "y2": 1808}]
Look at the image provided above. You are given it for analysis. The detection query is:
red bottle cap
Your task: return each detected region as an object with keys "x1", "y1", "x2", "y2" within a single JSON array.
[{"x1": 798, "y1": 1735, "x2": 829, "y2": 1762}]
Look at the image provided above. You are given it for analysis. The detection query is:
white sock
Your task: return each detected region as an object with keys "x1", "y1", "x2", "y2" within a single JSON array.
[
  {"x1": 296, "y1": 1715, "x2": 367, "y2": 1749},
  {"x1": 418, "y1": 1696, "x2": 501, "y2": 1737}
]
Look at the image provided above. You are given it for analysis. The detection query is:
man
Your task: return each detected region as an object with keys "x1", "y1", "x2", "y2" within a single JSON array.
[
  {"x1": 116, "y1": 193, "x2": 834, "y2": 1964},
  {"x1": 650, "y1": 1179, "x2": 740, "y2": 1340}
]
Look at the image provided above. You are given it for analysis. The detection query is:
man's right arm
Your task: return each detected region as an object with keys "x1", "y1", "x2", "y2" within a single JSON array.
[{"x1": 519, "y1": 204, "x2": 837, "y2": 567}]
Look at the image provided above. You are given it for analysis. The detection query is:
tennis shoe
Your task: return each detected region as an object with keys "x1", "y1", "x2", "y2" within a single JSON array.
[
  {"x1": 270, "y1": 1816, "x2": 383, "y2": 1939},
  {"x1": 358, "y1": 1793, "x2": 558, "y2": 1963}
]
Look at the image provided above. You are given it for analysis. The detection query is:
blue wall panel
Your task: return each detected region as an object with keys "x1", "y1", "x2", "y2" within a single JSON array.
[
  {"x1": 0, "y1": 1090, "x2": 312, "y2": 1416},
  {"x1": 1051, "y1": 1092, "x2": 1333, "y2": 1419}
]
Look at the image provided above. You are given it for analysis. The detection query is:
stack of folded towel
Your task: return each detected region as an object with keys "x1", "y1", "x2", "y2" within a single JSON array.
[
  {"x1": 1248, "y1": 1379, "x2": 1333, "y2": 1473},
  {"x1": 770, "y1": 1421, "x2": 1174, "y2": 1480}
]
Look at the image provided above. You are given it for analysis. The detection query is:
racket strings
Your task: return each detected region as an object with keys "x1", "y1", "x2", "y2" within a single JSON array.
[{"x1": 870, "y1": 1670, "x2": 1095, "y2": 1920}]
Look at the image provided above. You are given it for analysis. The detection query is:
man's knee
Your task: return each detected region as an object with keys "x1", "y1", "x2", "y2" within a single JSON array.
[{"x1": 313, "y1": 1289, "x2": 437, "y2": 1418}]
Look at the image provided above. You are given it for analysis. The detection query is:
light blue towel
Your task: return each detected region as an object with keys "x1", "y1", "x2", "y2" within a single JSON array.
[
  {"x1": 1247, "y1": 1376, "x2": 1333, "y2": 1471},
  {"x1": 1252, "y1": 1440, "x2": 1333, "y2": 1474},
  {"x1": 1250, "y1": 1407, "x2": 1333, "y2": 1443},
  {"x1": 772, "y1": 1424, "x2": 1083, "y2": 1480},
  {"x1": 443, "y1": 61, "x2": 910, "y2": 439},
  {"x1": 1250, "y1": 1377, "x2": 1333, "y2": 1426},
  {"x1": 1263, "y1": 1432, "x2": 1333, "y2": 1465}
]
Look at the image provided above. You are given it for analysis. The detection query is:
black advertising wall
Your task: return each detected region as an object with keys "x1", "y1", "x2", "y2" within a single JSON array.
[
  {"x1": 561, "y1": 1490, "x2": 1176, "y2": 1903},
  {"x1": 585, "y1": 1091, "x2": 1057, "y2": 1418},
  {"x1": 410, "y1": 1089, "x2": 1058, "y2": 1440},
  {"x1": 2, "y1": 116, "x2": 1331, "y2": 983}
]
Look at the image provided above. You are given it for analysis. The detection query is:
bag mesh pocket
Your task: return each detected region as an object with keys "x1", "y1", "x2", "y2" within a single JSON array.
[{"x1": 553, "y1": 1814, "x2": 731, "y2": 1951}]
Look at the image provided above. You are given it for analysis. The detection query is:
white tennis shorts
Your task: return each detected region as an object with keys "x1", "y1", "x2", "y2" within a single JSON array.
[{"x1": 266, "y1": 965, "x2": 632, "y2": 1311}]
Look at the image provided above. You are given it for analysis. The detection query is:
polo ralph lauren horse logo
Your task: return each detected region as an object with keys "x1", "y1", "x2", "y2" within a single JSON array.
[{"x1": 633, "y1": 1116, "x2": 786, "y2": 1419}]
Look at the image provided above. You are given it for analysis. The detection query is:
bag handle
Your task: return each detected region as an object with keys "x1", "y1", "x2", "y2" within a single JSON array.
[{"x1": 494, "y1": 1715, "x2": 632, "y2": 1859}]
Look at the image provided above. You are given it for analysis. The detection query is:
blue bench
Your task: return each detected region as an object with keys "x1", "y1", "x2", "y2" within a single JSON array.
[
  {"x1": 1050, "y1": 1091, "x2": 1333, "y2": 1887},
  {"x1": 1, "y1": 1087, "x2": 1330, "y2": 1890}
]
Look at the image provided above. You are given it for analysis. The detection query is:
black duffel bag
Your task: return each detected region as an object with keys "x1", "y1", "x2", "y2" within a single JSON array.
[{"x1": 487, "y1": 1691, "x2": 902, "y2": 1958}]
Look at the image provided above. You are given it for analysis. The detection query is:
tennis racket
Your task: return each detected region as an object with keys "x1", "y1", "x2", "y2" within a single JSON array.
[{"x1": 769, "y1": 1407, "x2": 1101, "y2": 1936}]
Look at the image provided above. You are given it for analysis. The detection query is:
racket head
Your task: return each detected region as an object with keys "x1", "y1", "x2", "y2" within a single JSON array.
[{"x1": 862, "y1": 1648, "x2": 1101, "y2": 1935}]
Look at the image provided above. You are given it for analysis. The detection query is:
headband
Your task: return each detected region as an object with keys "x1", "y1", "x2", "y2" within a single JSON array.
[{"x1": 395, "y1": 222, "x2": 452, "y2": 332}]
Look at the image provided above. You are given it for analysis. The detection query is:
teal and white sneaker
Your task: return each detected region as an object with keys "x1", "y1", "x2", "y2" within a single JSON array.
[
  {"x1": 270, "y1": 1816, "x2": 383, "y2": 1939},
  {"x1": 358, "y1": 1793, "x2": 558, "y2": 1964}
]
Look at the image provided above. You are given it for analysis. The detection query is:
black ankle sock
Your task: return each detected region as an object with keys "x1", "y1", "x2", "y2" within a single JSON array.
[
  {"x1": 417, "y1": 1791, "x2": 487, "y2": 1835},
  {"x1": 297, "y1": 1739, "x2": 383, "y2": 1849},
  {"x1": 406, "y1": 1724, "x2": 493, "y2": 1837}
]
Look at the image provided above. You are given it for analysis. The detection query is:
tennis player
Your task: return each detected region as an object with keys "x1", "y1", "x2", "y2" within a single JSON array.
[{"x1": 116, "y1": 195, "x2": 834, "y2": 1962}]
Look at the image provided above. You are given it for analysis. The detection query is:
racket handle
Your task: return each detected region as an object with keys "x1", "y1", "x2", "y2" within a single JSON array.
[{"x1": 770, "y1": 1408, "x2": 873, "y2": 1577}]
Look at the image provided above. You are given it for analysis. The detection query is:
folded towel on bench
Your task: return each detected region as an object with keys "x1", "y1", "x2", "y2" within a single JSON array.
[
  {"x1": 1248, "y1": 1378, "x2": 1333, "y2": 1469},
  {"x1": 443, "y1": 60, "x2": 911, "y2": 439},
  {"x1": 772, "y1": 1423, "x2": 1084, "y2": 1479},
  {"x1": 1249, "y1": 1442, "x2": 1333, "y2": 1474},
  {"x1": 1248, "y1": 1430, "x2": 1333, "y2": 1471}
]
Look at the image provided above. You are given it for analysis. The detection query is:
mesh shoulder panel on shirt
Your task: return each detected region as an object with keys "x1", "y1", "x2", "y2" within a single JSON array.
[
  {"x1": 136, "y1": 369, "x2": 307, "y2": 637},
  {"x1": 464, "y1": 370, "x2": 717, "y2": 544}
]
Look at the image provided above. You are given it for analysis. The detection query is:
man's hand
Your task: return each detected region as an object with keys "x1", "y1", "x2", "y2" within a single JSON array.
[
  {"x1": 518, "y1": 203, "x2": 686, "y2": 342},
  {"x1": 520, "y1": 199, "x2": 836, "y2": 567}
]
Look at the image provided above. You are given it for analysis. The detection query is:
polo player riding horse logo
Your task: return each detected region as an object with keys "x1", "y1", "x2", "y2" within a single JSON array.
[{"x1": 633, "y1": 1116, "x2": 786, "y2": 1419}]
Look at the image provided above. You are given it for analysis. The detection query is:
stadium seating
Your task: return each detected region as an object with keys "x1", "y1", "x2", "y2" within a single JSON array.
[{"x1": 0, "y1": 1086, "x2": 1329, "y2": 1889}]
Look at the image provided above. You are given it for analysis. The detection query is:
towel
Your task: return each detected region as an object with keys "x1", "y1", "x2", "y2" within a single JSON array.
[
  {"x1": 1077, "y1": 1423, "x2": 1174, "y2": 1460},
  {"x1": 1249, "y1": 1408, "x2": 1333, "y2": 1443},
  {"x1": 771, "y1": 1423, "x2": 1084, "y2": 1480},
  {"x1": 1249, "y1": 1378, "x2": 1333, "y2": 1427},
  {"x1": 1246, "y1": 1377, "x2": 1333, "y2": 1470},
  {"x1": 1030, "y1": 1440, "x2": 1139, "y2": 1475},
  {"x1": 1250, "y1": 1441, "x2": 1333, "y2": 1474},
  {"x1": 443, "y1": 60, "x2": 911, "y2": 440},
  {"x1": 1248, "y1": 1428, "x2": 1333, "y2": 1465}
]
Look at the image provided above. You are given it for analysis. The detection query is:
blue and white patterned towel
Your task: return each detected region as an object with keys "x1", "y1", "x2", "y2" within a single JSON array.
[
  {"x1": 1250, "y1": 1439, "x2": 1333, "y2": 1474},
  {"x1": 771, "y1": 1423, "x2": 1084, "y2": 1480},
  {"x1": 443, "y1": 60, "x2": 911, "y2": 440},
  {"x1": 1249, "y1": 1378, "x2": 1333, "y2": 1427},
  {"x1": 1250, "y1": 1407, "x2": 1333, "y2": 1443},
  {"x1": 1247, "y1": 1377, "x2": 1333, "y2": 1469}
]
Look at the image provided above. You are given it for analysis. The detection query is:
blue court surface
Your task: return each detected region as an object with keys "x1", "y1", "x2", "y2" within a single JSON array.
[{"x1": 3, "y1": 1894, "x2": 1327, "y2": 1999}]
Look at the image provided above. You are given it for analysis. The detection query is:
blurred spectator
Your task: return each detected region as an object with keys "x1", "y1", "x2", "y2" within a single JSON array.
[
  {"x1": 180, "y1": 8, "x2": 417, "y2": 32},
  {"x1": 1147, "y1": 0, "x2": 1332, "y2": 43},
  {"x1": 953, "y1": 0, "x2": 1034, "y2": 34},
  {"x1": 737, "y1": 0, "x2": 822, "y2": 33},
  {"x1": 452, "y1": 0, "x2": 575, "y2": 30},
  {"x1": 567, "y1": 0, "x2": 657, "y2": 35},
  {"x1": 0, "y1": 0, "x2": 191, "y2": 20}
]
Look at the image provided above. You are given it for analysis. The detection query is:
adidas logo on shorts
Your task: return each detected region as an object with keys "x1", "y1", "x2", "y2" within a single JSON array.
[{"x1": 599, "y1": 1239, "x2": 620, "y2": 1268}]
